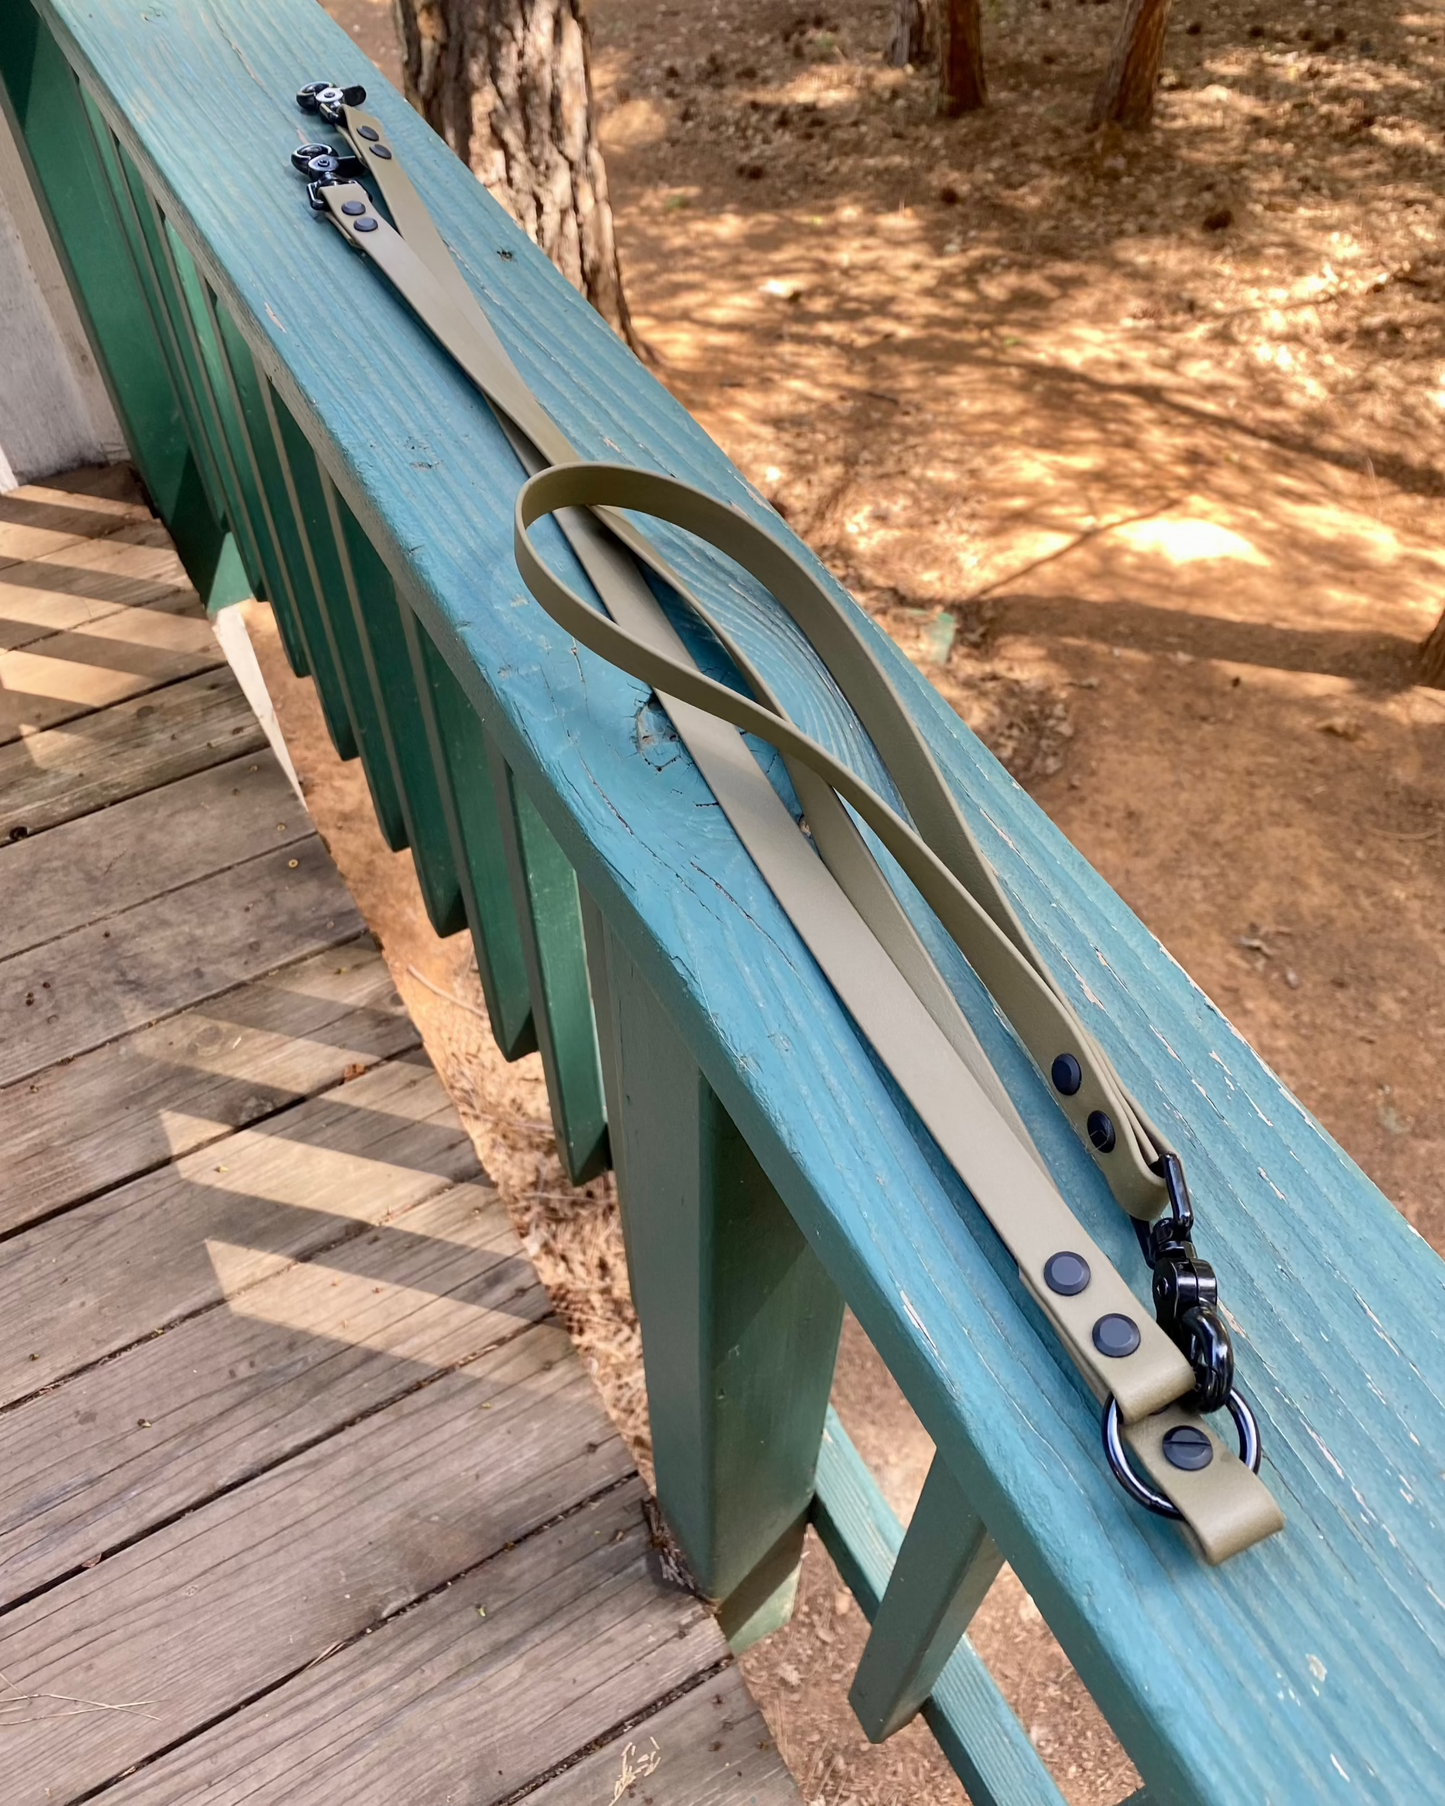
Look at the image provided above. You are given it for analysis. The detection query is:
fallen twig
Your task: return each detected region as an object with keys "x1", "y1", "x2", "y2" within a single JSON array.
[{"x1": 404, "y1": 964, "x2": 490, "y2": 1021}]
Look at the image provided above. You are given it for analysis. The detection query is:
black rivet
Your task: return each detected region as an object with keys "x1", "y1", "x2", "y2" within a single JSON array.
[
  {"x1": 1043, "y1": 1251, "x2": 1091, "y2": 1297},
  {"x1": 341, "y1": 200, "x2": 366, "y2": 216},
  {"x1": 353, "y1": 217, "x2": 379, "y2": 233},
  {"x1": 370, "y1": 144, "x2": 393, "y2": 159},
  {"x1": 1051, "y1": 1053, "x2": 1082, "y2": 1096},
  {"x1": 1087, "y1": 1110, "x2": 1116, "y2": 1153},
  {"x1": 357, "y1": 125, "x2": 380, "y2": 140},
  {"x1": 1162, "y1": 1425, "x2": 1214, "y2": 1472},
  {"x1": 1092, "y1": 1313, "x2": 1141, "y2": 1358}
]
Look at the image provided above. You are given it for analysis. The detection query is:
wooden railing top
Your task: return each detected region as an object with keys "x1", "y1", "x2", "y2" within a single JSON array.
[{"x1": 13, "y1": 0, "x2": 1445, "y2": 1797}]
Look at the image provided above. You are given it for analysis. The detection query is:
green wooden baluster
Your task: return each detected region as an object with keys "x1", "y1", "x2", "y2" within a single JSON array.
[
  {"x1": 812, "y1": 1410, "x2": 1065, "y2": 1806},
  {"x1": 400, "y1": 613, "x2": 537, "y2": 1061},
  {"x1": 144, "y1": 209, "x2": 275, "y2": 614},
  {"x1": 492, "y1": 754, "x2": 609, "y2": 1185},
  {"x1": 583, "y1": 906, "x2": 843, "y2": 1645},
  {"x1": 0, "y1": 9, "x2": 228, "y2": 598},
  {"x1": 75, "y1": 107, "x2": 230, "y2": 541},
  {"x1": 849, "y1": 1452, "x2": 1004, "y2": 1742},
  {"x1": 106, "y1": 163, "x2": 320, "y2": 688},
  {"x1": 319, "y1": 485, "x2": 465, "y2": 938},
  {"x1": 154, "y1": 226, "x2": 358, "y2": 761},
  {"x1": 244, "y1": 366, "x2": 408, "y2": 851}
]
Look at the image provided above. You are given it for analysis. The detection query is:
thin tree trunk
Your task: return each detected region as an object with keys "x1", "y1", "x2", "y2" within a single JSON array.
[
  {"x1": 887, "y1": 0, "x2": 931, "y2": 67},
  {"x1": 937, "y1": 0, "x2": 986, "y2": 115},
  {"x1": 1421, "y1": 609, "x2": 1445, "y2": 689},
  {"x1": 1089, "y1": 0, "x2": 1172, "y2": 130},
  {"x1": 392, "y1": 0, "x2": 638, "y2": 350}
]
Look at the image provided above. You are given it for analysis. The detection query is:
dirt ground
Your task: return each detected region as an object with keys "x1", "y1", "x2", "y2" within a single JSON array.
[{"x1": 300, "y1": 2, "x2": 1444, "y2": 1801}]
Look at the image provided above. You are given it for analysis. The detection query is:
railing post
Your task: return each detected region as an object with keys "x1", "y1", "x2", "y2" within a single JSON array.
[
  {"x1": 583, "y1": 903, "x2": 844, "y2": 1648},
  {"x1": 848, "y1": 1451, "x2": 1003, "y2": 1741}
]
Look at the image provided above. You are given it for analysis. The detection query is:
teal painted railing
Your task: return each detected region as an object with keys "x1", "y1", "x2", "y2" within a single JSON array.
[{"x1": 5, "y1": 4, "x2": 1444, "y2": 1801}]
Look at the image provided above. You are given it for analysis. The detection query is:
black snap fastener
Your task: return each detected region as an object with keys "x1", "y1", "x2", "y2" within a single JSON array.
[
  {"x1": 1162, "y1": 1425, "x2": 1214, "y2": 1472},
  {"x1": 353, "y1": 216, "x2": 379, "y2": 232},
  {"x1": 341, "y1": 200, "x2": 366, "y2": 216},
  {"x1": 1043, "y1": 1251, "x2": 1091, "y2": 1297},
  {"x1": 1092, "y1": 1313, "x2": 1141, "y2": 1358},
  {"x1": 1051, "y1": 1053, "x2": 1082, "y2": 1096},
  {"x1": 358, "y1": 125, "x2": 380, "y2": 140},
  {"x1": 370, "y1": 144, "x2": 393, "y2": 158},
  {"x1": 1087, "y1": 1110, "x2": 1116, "y2": 1153}
]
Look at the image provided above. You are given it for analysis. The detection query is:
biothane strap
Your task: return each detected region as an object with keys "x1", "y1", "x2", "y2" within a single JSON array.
[{"x1": 292, "y1": 85, "x2": 1284, "y2": 1561}]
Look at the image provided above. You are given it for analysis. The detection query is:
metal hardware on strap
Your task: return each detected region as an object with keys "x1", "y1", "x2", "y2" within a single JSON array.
[
  {"x1": 287, "y1": 80, "x2": 1285, "y2": 1560},
  {"x1": 1140, "y1": 1152, "x2": 1235, "y2": 1414}
]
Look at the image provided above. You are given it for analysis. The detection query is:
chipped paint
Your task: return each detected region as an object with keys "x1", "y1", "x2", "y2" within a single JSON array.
[
  {"x1": 899, "y1": 1290, "x2": 942, "y2": 1366},
  {"x1": 1360, "y1": 1301, "x2": 1404, "y2": 1360},
  {"x1": 1258, "y1": 1167, "x2": 1289, "y2": 1202},
  {"x1": 1056, "y1": 951, "x2": 1105, "y2": 1009},
  {"x1": 1306, "y1": 1425, "x2": 1347, "y2": 1480},
  {"x1": 977, "y1": 806, "x2": 1018, "y2": 853}
]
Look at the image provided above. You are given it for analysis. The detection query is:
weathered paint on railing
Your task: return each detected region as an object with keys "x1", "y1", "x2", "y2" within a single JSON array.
[{"x1": 5, "y1": 2, "x2": 1444, "y2": 1799}]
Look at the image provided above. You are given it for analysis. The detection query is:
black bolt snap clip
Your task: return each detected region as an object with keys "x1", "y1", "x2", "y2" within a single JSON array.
[
  {"x1": 1147, "y1": 1152, "x2": 1234, "y2": 1412},
  {"x1": 1102, "y1": 1147, "x2": 1264, "y2": 1518}
]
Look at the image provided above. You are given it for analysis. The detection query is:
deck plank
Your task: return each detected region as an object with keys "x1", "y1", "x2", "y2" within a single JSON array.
[
  {"x1": 0, "y1": 464, "x2": 150, "y2": 569},
  {"x1": 0, "y1": 937, "x2": 415, "y2": 1233},
  {"x1": 0, "y1": 837, "x2": 362, "y2": 1086},
  {"x1": 0, "y1": 1051, "x2": 478, "y2": 1404},
  {"x1": 0, "y1": 603, "x2": 223, "y2": 743},
  {"x1": 0, "y1": 1183, "x2": 548, "y2": 1605},
  {"x1": 86, "y1": 1482, "x2": 724, "y2": 1806},
  {"x1": 0, "y1": 754, "x2": 310, "y2": 959},
  {"x1": 0, "y1": 1323, "x2": 632, "y2": 1806},
  {"x1": 0, "y1": 519, "x2": 197, "y2": 650},
  {"x1": 0, "y1": 669, "x2": 266, "y2": 840},
  {"x1": 523, "y1": 1672, "x2": 797, "y2": 1806}
]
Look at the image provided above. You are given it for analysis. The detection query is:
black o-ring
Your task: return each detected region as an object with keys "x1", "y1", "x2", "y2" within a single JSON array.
[{"x1": 1102, "y1": 1389, "x2": 1261, "y2": 1518}]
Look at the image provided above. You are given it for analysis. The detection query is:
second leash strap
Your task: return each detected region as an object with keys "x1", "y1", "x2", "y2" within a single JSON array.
[{"x1": 293, "y1": 83, "x2": 1283, "y2": 1560}]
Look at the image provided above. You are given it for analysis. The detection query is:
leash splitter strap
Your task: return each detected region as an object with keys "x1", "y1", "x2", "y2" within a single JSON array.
[{"x1": 291, "y1": 83, "x2": 1284, "y2": 1561}]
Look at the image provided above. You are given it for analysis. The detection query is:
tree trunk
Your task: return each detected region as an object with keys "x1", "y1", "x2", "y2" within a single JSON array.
[
  {"x1": 937, "y1": 0, "x2": 986, "y2": 115},
  {"x1": 1089, "y1": 0, "x2": 1172, "y2": 130},
  {"x1": 392, "y1": 0, "x2": 637, "y2": 350},
  {"x1": 887, "y1": 0, "x2": 931, "y2": 67},
  {"x1": 1421, "y1": 609, "x2": 1445, "y2": 689}
]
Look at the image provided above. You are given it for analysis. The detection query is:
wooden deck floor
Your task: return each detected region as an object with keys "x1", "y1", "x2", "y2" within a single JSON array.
[{"x1": 0, "y1": 467, "x2": 797, "y2": 1806}]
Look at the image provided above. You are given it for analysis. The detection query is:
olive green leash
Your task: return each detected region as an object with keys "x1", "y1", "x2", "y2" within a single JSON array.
[{"x1": 292, "y1": 82, "x2": 1284, "y2": 1562}]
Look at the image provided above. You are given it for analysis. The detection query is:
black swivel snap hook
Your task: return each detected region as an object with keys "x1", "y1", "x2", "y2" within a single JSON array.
[
  {"x1": 297, "y1": 79, "x2": 368, "y2": 125},
  {"x1": 289, "y1": 142, "x2": 364, "y2": 214}
]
